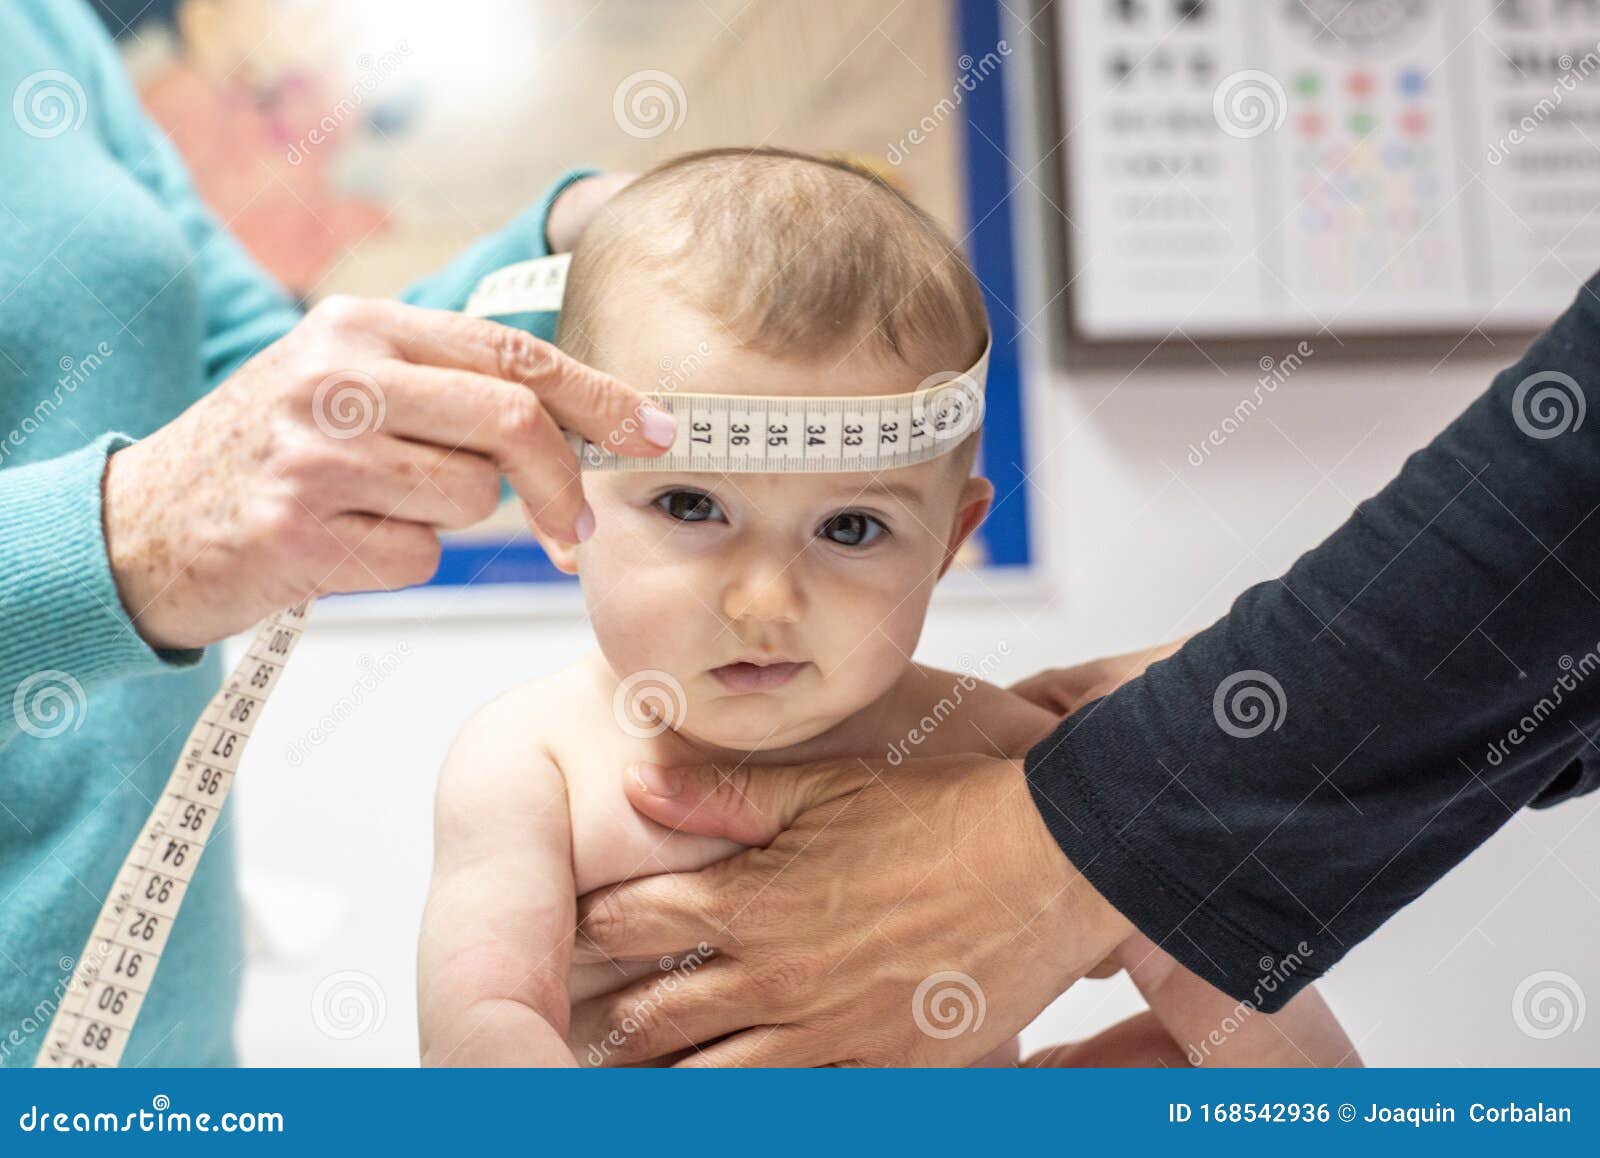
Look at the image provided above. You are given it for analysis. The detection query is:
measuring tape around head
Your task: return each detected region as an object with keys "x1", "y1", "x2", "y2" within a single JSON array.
[
  {"x1": 36, "y1": 253, "x2": 989, "y2": 1067},
  {"x1": 467, "y1": 253, "x2": 992, "y2": 473}
]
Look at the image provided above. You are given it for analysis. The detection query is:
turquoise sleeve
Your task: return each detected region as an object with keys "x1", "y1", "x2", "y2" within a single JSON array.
[
  {"x1": 66, "y1": 0, "x2": 305, "y2": 387},
  {"x1": 0, "y1": 434, "x2": 205, "y2": 750},
  {"x1": 1, "y1": 2, "x2": 590, "y2": 729},
  {"x1": 397, "y1": 167, "x2": 599, "y2": 340},
  {"x1": 75, "y1": 0, "x2": 595, "y2": 373},
  {"x1": 0, "y1": 1, "x2": 270, "y2": 740}
]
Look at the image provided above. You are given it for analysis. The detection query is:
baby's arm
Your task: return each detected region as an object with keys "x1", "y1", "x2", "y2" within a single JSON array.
[
  {"x1": 1025, "y1": 934, "x2": 1357, "y2": 1068},
  {"x1": 1023, "y1": 1011, "x2": 1189, "y2": 1067},
  {"x1": 418, "y1": 696, "x2": 577, "y2": 1066},
  {"x1": 1112, "y1": 932, "x2": 1357, "y2": 1067}
]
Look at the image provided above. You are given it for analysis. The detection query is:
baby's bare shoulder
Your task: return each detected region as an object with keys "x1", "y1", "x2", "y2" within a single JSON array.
[
  {"x1": 439, "y1": 655, "x2": 610, "y2": 800},
  {"x1": 898, "y1": 664, "x2": 1060, "y2": 760}
]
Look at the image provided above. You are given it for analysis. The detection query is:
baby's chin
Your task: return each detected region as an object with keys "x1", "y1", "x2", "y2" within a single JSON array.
[{"x1": 675, "y1": 703, "x2": 851, "y2": 757}]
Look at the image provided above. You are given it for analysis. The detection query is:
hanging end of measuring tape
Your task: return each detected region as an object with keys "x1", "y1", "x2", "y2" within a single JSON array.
[
  {"x1": 34, "y1": 603, "x2": 313, "y2": 1069},
  {"x1": 465, "y1": 253, "x2": 572, "y2": 318}
]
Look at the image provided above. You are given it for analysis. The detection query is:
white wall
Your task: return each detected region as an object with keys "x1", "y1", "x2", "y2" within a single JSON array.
[{"x1": 230, "y1": 340, "x2": 1600, "y2": 1066}]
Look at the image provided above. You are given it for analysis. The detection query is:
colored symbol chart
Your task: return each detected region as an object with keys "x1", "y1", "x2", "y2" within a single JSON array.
[{"x1": 1057, "y1": 0, "x2": 1600, "y2": 340}]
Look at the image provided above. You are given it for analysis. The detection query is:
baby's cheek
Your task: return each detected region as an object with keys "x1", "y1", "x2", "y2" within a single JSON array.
[
  {"x1": 818, "y1": 583, "x2": 928, "y2": 691},
  {"x1": 582, "y1": 547, "x2": 676, "y2": 664},
  {"x1": 591, "y1": 583, "x2": 688, "y2": 679}
]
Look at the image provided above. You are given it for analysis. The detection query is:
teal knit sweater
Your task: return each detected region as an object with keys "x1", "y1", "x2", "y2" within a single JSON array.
[{"x1": 0, "y1": 0, "x2": 577, "y2": 1066}]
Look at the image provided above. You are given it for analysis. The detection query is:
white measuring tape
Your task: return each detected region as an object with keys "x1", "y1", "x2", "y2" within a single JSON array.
[
  {"x1": 36, "y1": 604, "x2": 309, "y2": 1067},
  {"x1": 36, "y1": 254, "x2": 989, "y2": 1067},
  {"x1": 470, "y1": 254, "x2": 992, "y2": 474}
]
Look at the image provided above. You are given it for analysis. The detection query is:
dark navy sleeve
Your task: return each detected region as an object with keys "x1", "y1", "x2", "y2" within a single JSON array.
[
  {"x1": 1530, "y1": 755, "x2": 1600, "y2": 809},
  {"x1": 1025, "y1": 272, "x2": 1600, "y2": 1010}
]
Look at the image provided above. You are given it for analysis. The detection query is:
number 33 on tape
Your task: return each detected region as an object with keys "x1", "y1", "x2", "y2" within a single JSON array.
[{"x1": 34, "y1": 603, "x2": 309, "y2": 1068}]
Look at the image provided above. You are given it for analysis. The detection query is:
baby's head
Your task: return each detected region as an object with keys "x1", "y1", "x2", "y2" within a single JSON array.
[{"x1": 538, "y1": 148, "x2": 992, "y2": 752}]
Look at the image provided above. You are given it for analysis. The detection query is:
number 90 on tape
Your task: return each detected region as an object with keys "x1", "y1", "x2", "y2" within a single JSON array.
[{"x1": 34, "y1": 604, "x2": 308, "y2": 1068}]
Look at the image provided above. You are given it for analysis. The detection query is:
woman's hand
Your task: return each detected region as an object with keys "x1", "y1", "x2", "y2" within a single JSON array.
[
  {"x1": 103, "y1": 297, "x2": 674, "y2": 648},
  {"x1": 567, "y1": 754, "x2": 1132, "y2": 1067},
  {"x1": 1009, "y1": 636, "x2": 1193, "y2": 716}
]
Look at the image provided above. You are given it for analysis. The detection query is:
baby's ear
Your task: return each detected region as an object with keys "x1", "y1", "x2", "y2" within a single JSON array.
[
  {"x1": 529, "y1": 519, "x2": 581, "y2": 574},
  {"x1": 939, "y1": 475, "x2": 993, "y2": 579}
]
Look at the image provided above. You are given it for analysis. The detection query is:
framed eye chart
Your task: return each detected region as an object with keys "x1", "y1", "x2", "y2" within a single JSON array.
[{"x1": 1053, "y1": 0, "x2": 1600, "y2": 343}]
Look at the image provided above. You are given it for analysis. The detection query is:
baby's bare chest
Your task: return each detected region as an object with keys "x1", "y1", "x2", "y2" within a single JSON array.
[{"x1": 557, "y1": 735, "x2": 742, "y2": 1004}]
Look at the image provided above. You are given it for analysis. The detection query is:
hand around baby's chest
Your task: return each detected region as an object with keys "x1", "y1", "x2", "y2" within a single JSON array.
[{"x1": 559, "y1": 735, "x2": 742, "y2": 1014}]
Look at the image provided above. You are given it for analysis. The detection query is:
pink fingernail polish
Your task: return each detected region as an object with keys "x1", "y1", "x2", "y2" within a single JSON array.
[{"x1": 640, "y1": 405, "x2": 677, "y2": 449}]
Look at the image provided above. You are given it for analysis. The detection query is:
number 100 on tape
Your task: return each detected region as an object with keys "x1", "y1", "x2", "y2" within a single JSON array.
[{"x1": 35, "y1": 604, "x2": 309, "y2": 1068}]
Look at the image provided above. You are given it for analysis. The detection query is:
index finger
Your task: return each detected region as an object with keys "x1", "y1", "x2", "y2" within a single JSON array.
[
  {"x1": 622, "y1": 758, "x2": 872, "y2": 844},
  {"x1": 364, "y1": 299, "x2": 678, "y2": 457},
  {"x1": 572, "y1": 872, "x2": 725, "y2": 966}
]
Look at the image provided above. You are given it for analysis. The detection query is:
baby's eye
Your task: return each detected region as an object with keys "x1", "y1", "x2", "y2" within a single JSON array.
[
  {"x1": 818, "y1": 511, "x2": 887, "y2": 547},
  {"x1": 655, "y1": 489, "x2": 724, "y2": 523}
]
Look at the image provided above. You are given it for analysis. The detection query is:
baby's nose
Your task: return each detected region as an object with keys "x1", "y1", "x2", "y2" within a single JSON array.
[{"x1": 720, "y1": 562, "x2": 805, "y2": 625}]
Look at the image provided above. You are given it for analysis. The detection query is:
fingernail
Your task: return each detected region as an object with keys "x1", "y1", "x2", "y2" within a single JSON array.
[
  {"x1": 574, "y1": 503, "x2": 596, "y2": 542},
  {"x1": 640, "y1": 404, "x2": 677, "y2": 449},
  {"x1": 632, "y1": 762, "x2": 682, "y2": 797}
]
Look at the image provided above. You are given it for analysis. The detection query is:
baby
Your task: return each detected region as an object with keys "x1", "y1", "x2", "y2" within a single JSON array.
[{"x1": 417, "y1": 149, "x2": 1356, "y2": 1068}]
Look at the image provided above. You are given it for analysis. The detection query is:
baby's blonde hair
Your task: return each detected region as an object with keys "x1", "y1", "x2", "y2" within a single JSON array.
[{"x1": 555, "y1": 148, "x2": 989, "y2": 385}]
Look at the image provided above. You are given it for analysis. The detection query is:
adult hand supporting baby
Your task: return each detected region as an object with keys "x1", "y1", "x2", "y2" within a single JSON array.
[
  {"x1": 570, "y1": 754, "x2": 1133, "y2": 1067},
  {"x1": 102, "y1": 297, "x2": 675, "y2": 649},
  {"x1": 1009, "y1": 636, "x2": 1192, "y2": 717}
]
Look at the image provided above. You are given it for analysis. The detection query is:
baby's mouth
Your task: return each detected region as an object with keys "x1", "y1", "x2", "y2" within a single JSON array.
[{"x1": 709, "y1": 659, "x2": 809, "y2": 693}]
